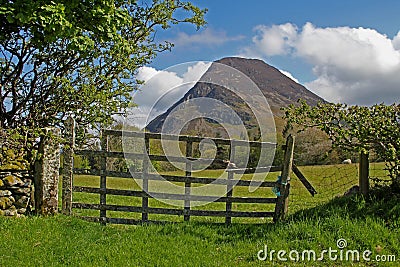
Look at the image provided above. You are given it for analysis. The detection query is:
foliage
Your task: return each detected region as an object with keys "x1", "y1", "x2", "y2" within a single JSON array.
[
  {"x1": 293, "y1": 127, "x2": 359, "y2": 166},
  {"x1": 0, "y1": 0, "x2": 206, "y2": 129},
  {"x1": 0, "y1": 0, "x2": 206, "y2": 166},
  {"x1": 0, "y1": 127, "x2": 40, "y2": 170},
  {"x1": 73, "y1": 155, "x2": 90, "y2": 170},
  {"x1": 284, "y1": 101, "x2": 400, "y2": 187}
]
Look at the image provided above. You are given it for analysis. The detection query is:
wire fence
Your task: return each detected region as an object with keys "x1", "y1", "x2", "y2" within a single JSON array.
[
  {"x1": 289, "y1": 162, "x2": 359, "y2": 214},
  {"x1": 288, "y1": 148, "x2": 390, "y2": 214}
]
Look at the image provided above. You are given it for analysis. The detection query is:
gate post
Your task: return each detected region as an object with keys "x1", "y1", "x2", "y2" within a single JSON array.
[
  {"x1": 274, "y1": 135, "x2": 295, "y2": 222},
  {"x1": 359, "y1": 151, "x2": 369, "y2": 196},
  {"x1": 62, "y1": 117, "x2": 75, "y2": 215},
  {"x1": 34, "y1": 127, "x2": 61, "y2": 215}
]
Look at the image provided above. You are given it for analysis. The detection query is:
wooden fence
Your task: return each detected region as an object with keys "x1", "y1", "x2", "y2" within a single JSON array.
[{"x1": 62, "y1": 118, "x2": 296, "y2": 225}]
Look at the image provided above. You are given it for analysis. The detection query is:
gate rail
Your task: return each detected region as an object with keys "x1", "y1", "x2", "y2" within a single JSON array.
[{"x1": 62, "y1": 117, "x2": 295, "y2": 225}]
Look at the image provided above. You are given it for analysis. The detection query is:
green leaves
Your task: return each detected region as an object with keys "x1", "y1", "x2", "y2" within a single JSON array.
[
  {"x1": 0, "y1": 0, "x2": 206, "y2": 165},
  {"x1": 0, "y1": 0, "x2": 206, "y2": 127},
  {"x1": 284, "y1": 101, "x2": 400, "y2": 186},
  {"x1": 0, "y1": 127, "x2": 41, "y2": 170}
]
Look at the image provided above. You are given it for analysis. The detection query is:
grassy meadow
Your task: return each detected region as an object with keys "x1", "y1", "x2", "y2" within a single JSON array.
[{"x1": 0, "y1": 162, "x2": 399, "y2": 266}]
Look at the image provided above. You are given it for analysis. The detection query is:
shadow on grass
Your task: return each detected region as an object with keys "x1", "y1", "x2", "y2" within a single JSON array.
[
  {"x1": 289, "y1": 186, "x2": 400, "y2": 227},
  {"x1": 157, "y1": 186, "x2": 400, "y2": 243}
]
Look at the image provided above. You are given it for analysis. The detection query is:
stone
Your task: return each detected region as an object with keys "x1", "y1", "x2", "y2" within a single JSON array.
[
  {"x1": 17, "y1": 178, "x2": 25, "y2": 186},
  {"x1": 13, "y1": 194, "x2": 23, "y2": 201},
  {"x1": 17, "y1": 208, "x2": 26, "y2": 214},
  {"x1": 11, "y1": 187, "x2": 31, "y2": 195},
  {"x1": 13, "y1": 172, "x2": 24, "y2": 178},
  {"x1": 34, "y1": 127, "x2": 60, "y2": 215},
  {"x1": 0, "y1": 197, "x2": 13, "y2": 209},
  {"x1": 22, "y1": 179, "x2": 32, "y2": 188},
  {"x1": 343, "y1": 185, "x2": 360, "y2": 196},
  {"x1": 0, "y1": 190, "x2": 11, "y2": 197},
  {"x1": 3, "y1": 175, "x2": 23, "y2": 187},
  {"x1": 3, "y1": 209, "x2": 17, "y2": 216},
  {"x1": 0, "y1": 172, "x2": 11, "y2": 178},
  {"x1": 15, "y1": 196, "x2": 29, "y2": 208}
]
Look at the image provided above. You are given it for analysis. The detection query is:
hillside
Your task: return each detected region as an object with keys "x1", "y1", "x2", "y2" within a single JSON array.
[{"x1": 146, "y1": 57, "x2": 324, "y2": 138}]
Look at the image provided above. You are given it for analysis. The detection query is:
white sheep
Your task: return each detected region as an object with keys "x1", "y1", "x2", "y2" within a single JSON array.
[
  {"x1": 223, "y1": 160, "x2": 237, "y2": 169},
  {"x1": 342, "y1": 159, "x2": 352, "y2": 164}
]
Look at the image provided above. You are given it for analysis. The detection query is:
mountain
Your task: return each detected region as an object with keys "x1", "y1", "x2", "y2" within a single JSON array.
[{"x1": 146, "y1": 57, "x2": 324, "y2": 139}]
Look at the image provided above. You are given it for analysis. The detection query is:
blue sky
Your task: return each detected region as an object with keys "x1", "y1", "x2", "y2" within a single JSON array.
[
  {"x1": 153, "y1": 0, "x2": 400, "y2": 71},
  {"x1": 131, "y1": 0, "x2": 400, "y2": 126}
]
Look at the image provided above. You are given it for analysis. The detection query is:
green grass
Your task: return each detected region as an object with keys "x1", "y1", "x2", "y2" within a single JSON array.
[
  {"x1": 1, "y1": 189, "x2": 399, "y2": 266},
  {"x1": 1, "y1": 162, "x2": 397, "y2": 266}
]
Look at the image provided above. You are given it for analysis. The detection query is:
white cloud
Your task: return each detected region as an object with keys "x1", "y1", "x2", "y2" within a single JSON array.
[
  {"x1": 393, "y1": 31, "x2": 400, "y2": 50},
  {"x1": 134, "y1": 67, "x2": 183, "y2": 108},
  {"x1": 246, "y1": 22, "x2": 400, "y2": 105},
  {"x1": 296, "y1": 23, "x2": 399, "y2": 74},
  {"x1": 129, "y1": 62, "x2": 212, "y2": 128},
  {"x1": 171, "y1": 28, "x2": 244, "y2": 47},
  {"x1": 182, "y1": 61, "x2": 212, "y2": 81},
  {"x1": 252, "y1": 23, "x2": 298, "y2": 56},
  {"x1": 136, "y1": 66, "x2": 159, "y2": 82},
  {"x1": 279, "y1": 69, "x2": 299, "y2": 83}
]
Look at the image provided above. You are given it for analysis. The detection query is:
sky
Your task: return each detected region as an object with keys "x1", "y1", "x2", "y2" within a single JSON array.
[{"x1": 131, "y1": 0, "x2": 400, "y2": 127}]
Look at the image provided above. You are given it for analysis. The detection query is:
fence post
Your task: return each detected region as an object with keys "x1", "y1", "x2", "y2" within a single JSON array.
[
  {"x1": 225, "y1": 142, "x2": 236, "y2": 225},
  {"x1": 184, "y1": 140, "x2": 193, "y2": 222},
  {"x1": 274, "y1": 135, "x2": 295, "y2": 222},
  {"x1": 34, "y1": 127, "x2": 61, "y2": 215},
  {"x1": 62, "y1": 117, "x2": 75, "y2": 215},
  {"x1": 141, "y1": 134, "x2": 150, "y2": 222},
  {"x1": 99, "y1": 130, "x2": 108, "y2": 225},
  {"x1": 359, "y1": 151, "x2": 369, "y2": 196}
]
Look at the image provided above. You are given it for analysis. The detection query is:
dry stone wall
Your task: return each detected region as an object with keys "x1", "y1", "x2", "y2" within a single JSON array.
[{"x1": 0, "y1": 170, "x2": 33, "y2": 217}]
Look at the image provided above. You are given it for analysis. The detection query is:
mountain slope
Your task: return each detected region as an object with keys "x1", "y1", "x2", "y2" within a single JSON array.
[{"x1": 147, "y1": 57, "x2": 324, "y2": 138}]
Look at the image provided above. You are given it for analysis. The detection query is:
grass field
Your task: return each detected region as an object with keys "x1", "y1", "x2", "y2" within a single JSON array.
[
  {"x1": 1, "y1": 189, "x2": 399, "y2": 266},
  {"x1": 71, "y1": 163, "x2": 387, "y2": 222},
  {"x1": 1, "y1": 162, "x2": 398, "y2": 266}
]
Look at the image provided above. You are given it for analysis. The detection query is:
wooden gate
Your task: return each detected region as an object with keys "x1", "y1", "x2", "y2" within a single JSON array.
[{"x1": 61, "y1": 118, "x2": 295, "y2": 225}]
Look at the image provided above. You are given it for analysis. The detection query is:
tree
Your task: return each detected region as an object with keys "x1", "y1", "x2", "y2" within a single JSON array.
[
  {"x1": 293, "y1": 127, "x2": 339, "y2": 166},
  {"x1": 284, "y1": 101, "x2": 400, "y2": 189},
  {"x1": 0, "y1": 0, "x2": 206, "y2": 168},
  {"x1": 0, "y1": 0, "x2": 206, "y2": 129}
]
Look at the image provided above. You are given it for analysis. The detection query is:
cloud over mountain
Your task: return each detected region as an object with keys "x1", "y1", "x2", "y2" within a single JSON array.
[
  {"x1": 130, "y1": 62, "x2": 211, "y2": 127},
  {"x1": 245, "y1": 22, "x2": 400, "y2": 105}
]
